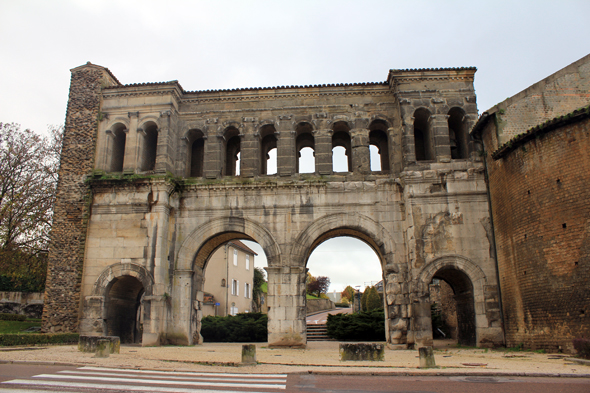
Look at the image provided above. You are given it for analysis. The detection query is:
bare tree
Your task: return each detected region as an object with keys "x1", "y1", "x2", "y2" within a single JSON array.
[
  {"x1": 0, "y1": 123, "x2": 62, "y2": 292},
  {"x1": 0, "y1": 123, "x2": 62, "y2": 253}
]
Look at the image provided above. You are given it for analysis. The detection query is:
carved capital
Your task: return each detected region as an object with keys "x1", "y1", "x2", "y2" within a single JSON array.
[{"x1": 128, "y1": 111, "x2": 139, "y2": 118}]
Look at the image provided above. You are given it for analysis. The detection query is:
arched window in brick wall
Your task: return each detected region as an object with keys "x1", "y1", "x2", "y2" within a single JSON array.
[
  {"x1": 413, "y1": 108, "x2": 434, "y2": 161},
  {"x1": 369, "y1": 120, "x2": 390, "y2": 172},
  {"x1": 107, "y1": 123, "x2": 127, "y2": 172},
  {"x1": 139, "y1": 121, "x2": 158, "y2": 172},
  {"x1": 186, "y1": 129, "x2": 205, "y2": 178},
  {"x1": 260, "y1": 124, "x2": 277, "y2": 175},
  {"x1": 448, "y1": 107, "x2": 469, "y2": 160},
  {"x1": 332, "y1": 121, "x2": 352, "y2": 172},
  {"x1": 296, "y1": 122, "x2": 315, "y2": 174},
  {"x1": 224, "y1": 127, "x2": 241, "y2": 177}
]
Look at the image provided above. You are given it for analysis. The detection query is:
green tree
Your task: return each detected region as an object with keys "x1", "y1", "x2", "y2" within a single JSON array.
[
  {"x1": 360, "y1": 289, "x2": 368, "y2": 311},
  {"x1": 252, "y1": 267, "x2": 266, "y2": 312},
  {"x1": 366, "y1": 286, "x2": 382, "y2": 311}
]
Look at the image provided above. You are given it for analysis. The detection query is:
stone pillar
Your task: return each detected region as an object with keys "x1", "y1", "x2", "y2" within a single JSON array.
[
  {"x1": 314, "y1": 130, "x2": 333, "y2": 175},
  {"x1": 277, "y1": 116, "x2": 295, "y2": 177},
  {"x1": 142, "y1": 181, "x2": 173, "y2": 345},
  {"x1": 412, "y1": 301, "x2": 434, "y2": 348},
  {"x1": 432, "y1": 114, "x2": 451, "y2": 163},
  {"x1": 240, "y1": 119, "x2": 258, "y2": 177},
  {"x1": 170, "y1": 269, "x2": 193, "y2": 345},
  {"x1": 204, "y1": 121, "x2": 221, "y2": 179},
  {"x1": 123, "y1": 111, "x2": 139, "y2": 173},
  {"x1": 42, "y1": 63, "x2": 120, "y2": 334},
  {"x1": 266, "y1": 266, "x2": 307, "y2": 348},
  {"x1": 351, "y1": 128, "x2": 370, "y2": 174},
  {"x1": 383, "y1": 264, "x2": 411, "y2": 348},
  {"x1": 154, "y1": 111, "x2": 173, "y2": 174}
]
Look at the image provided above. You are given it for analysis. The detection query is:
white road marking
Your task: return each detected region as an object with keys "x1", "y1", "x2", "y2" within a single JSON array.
[
  {"x1": 4, "y1": 379, "x2": 280, "y2": 393},
  {"x1": 79, "y1": 366, "x2": 287, "y2": 378},
  {"x1": 59, "y1": 369, "x2": 286, "y2": 383},
  {"x1": 33, "y1": 373, "x2": 286, "y2": 389}
]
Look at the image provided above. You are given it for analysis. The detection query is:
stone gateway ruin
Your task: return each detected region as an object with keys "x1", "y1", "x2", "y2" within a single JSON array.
[{"x1": 42, "y1": 62, "x2": 505, "y2": 348}]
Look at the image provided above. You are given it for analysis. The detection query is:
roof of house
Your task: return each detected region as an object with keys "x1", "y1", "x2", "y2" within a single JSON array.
[{"x1": 228, "y1": 240, "x2": 258, "y2": 256}]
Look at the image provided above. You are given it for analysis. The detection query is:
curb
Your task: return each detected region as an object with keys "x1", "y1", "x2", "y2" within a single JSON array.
[{"x1": 1, "y1": 359, "x2": 589, "y2": 378}]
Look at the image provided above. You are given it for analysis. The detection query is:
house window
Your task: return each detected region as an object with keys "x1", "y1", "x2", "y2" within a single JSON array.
[
  {"x1": 245, "y1": 283, "x2": 251, "y2": 298},
  {"x1": 231, "y1": 279, "x2": 239, "y2": 296},
  {"x1": 233, "y1": 249, "x2": 238, "y2": 266},
  {"x1": 230, "y1": 306, "x2": 238, "y2": 315},
  {"x1": 246, "y1": 255, "x2": 250, "y2": 270}
]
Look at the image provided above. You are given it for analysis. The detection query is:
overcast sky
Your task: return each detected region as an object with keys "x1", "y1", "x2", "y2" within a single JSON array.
[{"x1": 1, "y1": 1, "x2": 588, "y2": 292}]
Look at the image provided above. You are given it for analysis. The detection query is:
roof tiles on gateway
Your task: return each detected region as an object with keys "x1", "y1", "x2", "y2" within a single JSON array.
[{"x1": 389, "y1": 66, "x2": 477, "y2": 72}]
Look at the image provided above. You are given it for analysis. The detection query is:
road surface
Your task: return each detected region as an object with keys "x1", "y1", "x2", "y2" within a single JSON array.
[{"x1": 306, "y1": 307, "x2": 352, "y2": 324}]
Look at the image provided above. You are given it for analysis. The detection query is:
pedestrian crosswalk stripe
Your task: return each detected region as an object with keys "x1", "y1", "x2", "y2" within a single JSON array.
[
  {"x1": 59, "y1": 370, "x2": 286, "y2": 383},
  {"x1": 4, "y1": 379, "x2": 282, "y2": 393},
  {"x1": 79, "y1": 366, "x2": 287, "y2": 378},
  {"x1": 33, "y1": 373, "x2": 286, "y2": 389}
]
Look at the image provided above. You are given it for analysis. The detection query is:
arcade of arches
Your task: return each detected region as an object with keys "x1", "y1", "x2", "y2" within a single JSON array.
[{"x1": 44, "y1": 63, "x2": 504, "y2": 349}]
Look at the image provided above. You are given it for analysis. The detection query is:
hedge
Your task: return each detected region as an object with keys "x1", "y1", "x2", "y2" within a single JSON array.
[
  {"x1": 201, "y1": 313, "x2": 267, "y2": 342},
  {"x1": 0, "y1": 333, "x2": 79, "y2": 346},
  {"x1": 327, "y1": 309, "x2": 385, "y2": 341},
  {"x1": 0, "y1": 313, "x2": 26, "y2": 321}
]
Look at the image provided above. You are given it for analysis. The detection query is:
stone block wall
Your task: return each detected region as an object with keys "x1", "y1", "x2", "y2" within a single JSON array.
[
  {"x1": 480, "y1": 108, "x2": 590, "y2": 351},
  {"x1": 486, "y1": 54, "x2": 590, "y2": 145}
]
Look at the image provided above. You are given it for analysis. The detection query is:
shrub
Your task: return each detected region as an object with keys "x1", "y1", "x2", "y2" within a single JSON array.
[
  {"x1": 573, "y1": 338, "x2": 590, "y2": 359},
  {"x1": 201, "y1": 313, "x2": 267, "y2": 342},
  {"x1": 0, "y1": 313, "x2": 26, "y2": 321},
  {"x1": 326, "y1": 309, "x2": 385, "y2": 341},
  {"x1": 0, "y1": 333, "x2": 79, "y2": 346}
]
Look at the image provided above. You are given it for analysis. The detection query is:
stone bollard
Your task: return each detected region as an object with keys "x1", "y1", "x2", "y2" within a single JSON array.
[
  {"x1": 94, "y1": 339, "x2": 111, "y2": 358},
  {"x1": 241, "y1": 344, "x2": 257, "y2": 365},
  {"x1": 418, "y1": 346, "x2": 437, "y2": 368},
  {"x1": 339, "y1": 343, "x2": 384, "y2": 361},
  {"x1": 79, "y1": 336, "x2": 120, "y2": 354}
]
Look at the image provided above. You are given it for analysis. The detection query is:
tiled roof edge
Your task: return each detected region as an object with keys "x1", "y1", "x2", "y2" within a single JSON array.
[
  {"x1": 491, "y1": 105, "x2": 590, "y2": 160},
  {"x1": 389, "y1": 66, "x2": 477, "y2": 73}
]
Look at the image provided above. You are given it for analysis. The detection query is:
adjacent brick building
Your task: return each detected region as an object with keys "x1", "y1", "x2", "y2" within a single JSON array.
[{"x1": 472, "y1": 54, "x2": 590, "y2": 351}]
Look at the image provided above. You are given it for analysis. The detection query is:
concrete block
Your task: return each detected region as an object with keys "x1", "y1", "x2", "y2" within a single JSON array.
[{"x1": 339, "y1": 343, "x2": 384, "y2": 361}]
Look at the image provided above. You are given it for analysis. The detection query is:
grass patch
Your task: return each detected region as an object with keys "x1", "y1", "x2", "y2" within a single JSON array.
[{"x1": 0, "y1": 319, "x2": 41, "y2": 334}]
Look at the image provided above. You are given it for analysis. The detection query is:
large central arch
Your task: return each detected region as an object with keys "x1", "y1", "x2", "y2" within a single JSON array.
[{"x1": 171, "y1": 216, "x2": 281, "y2": 345}]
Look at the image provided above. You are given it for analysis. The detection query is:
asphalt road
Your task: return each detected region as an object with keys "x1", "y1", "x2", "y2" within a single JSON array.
[
  {"x1": 1, "y1": 364, "x2": 589, "y2": 393},
  {"x1": 306, "y1": 307, "x2": 352, "y2": 324}
]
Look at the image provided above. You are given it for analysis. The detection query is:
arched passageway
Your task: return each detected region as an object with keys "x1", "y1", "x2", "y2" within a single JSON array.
[
  {"x1": 105, "y1": 275, "x2": 144, "y2": 344},
  {"x1": 431, "y1": 267, "x2": 476, "y2": 346}
]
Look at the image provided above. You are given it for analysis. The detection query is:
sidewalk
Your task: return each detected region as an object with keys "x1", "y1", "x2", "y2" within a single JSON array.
[{"x1": 0, "y1": 340, "x2": 588, "y2": 378}]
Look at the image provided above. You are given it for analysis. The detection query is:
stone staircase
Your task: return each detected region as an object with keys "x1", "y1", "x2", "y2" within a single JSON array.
[{"x1": 306, "y1": 323, "x2": 334, "y2": 341}]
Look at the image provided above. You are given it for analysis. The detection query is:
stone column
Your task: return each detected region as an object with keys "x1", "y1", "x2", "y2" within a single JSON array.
[
  {"x1": 383, "y1": 264, "x2": 411, "y2": 349},
  {"x1": 277, "y1": 116, "x2": 295, "y2": 177},
  {"x1": 154, "y1": 110, "x2": 173, "y2": 174},
  {"x1": 432, "y1": 114, "x2": 451, "y2": 163},
  {"x1": 351, "y1": 128, "x2": 370, "y2": 174},
  {"x1": 240, "y1": 119, "x2": 258, "y2": 177},
  {"x1": 123, "y1": 112, "x2": 139, "y2": 173},
  {"x1": 170, "y1": 269, "x2": 193, "y2": 345},
  {"x1": 314, "y1": 130, "x2": 333, "y2": 175},
  {"x1": 204, "y1": 121, "x2": 221, "y2": 179},
  {"x1": 266, "y1": 266, "x2": 307, "y2": 348}
]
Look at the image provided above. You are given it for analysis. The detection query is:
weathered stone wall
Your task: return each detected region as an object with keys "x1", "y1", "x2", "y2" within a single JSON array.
[
  {"x1": 42, "y1": 63, "x2": 120, "y2": 333},
  {"x1": 485, "y1": 54, "x2": 590, "y2": 145},
  {"x1": 0, "y1": 292, "x2": 44, "y2": 319},
  {"x1": 479, "y1": 108, "x2": 590, "y2": 351},
  {"x1": 306, "y1": 299, "x2": 335, "y2": 315},
  {"x1": 46, "y1": 63, "x2": 502, "y2": 349}
]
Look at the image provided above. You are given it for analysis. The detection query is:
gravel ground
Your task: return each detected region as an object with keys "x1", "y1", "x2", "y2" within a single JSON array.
[{"x1": 0, "y1": 341, "x2": 588, "y2": 377}]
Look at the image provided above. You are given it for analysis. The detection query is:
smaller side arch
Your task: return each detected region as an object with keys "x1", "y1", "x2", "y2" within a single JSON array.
[
  {"x1": 416, "y1": 254, "x2": 487, "y2": 295},
  {"x1": 92, "y1": 262, "x2": 155, "y2": 296},
  {"x1": 138, "y1": 116, "x2": 161, "y2": 130}
]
